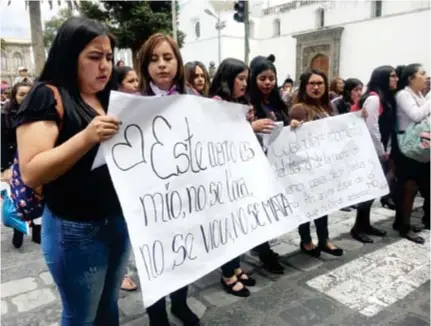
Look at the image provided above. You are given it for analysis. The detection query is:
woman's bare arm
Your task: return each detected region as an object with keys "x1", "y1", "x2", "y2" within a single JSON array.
[{"x1": 17, "y1": 121, "x2": 97, "y2": 188}]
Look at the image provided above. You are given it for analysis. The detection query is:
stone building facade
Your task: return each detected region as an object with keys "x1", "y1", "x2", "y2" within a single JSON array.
[{"x1": 1, "y1": 38, "x2": 34, "y2": 86}]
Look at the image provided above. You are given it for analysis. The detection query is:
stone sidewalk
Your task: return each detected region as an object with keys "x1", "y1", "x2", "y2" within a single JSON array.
[{"x1": 1, "y1": 198, "x2": 429, "y2": 326}]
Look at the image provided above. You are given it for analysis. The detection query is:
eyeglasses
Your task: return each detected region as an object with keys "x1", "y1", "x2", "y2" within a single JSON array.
[{"x1": 307, "y1": 81, "x2": 324, "y2": 87}]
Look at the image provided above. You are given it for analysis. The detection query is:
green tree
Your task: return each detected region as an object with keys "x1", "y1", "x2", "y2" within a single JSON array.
[
  {"x1": 44, "y1": 7, "x2": 74, "y2": 50},
  {"x1": 79, "y1": 1, "x2": 185, "y2": 66}
]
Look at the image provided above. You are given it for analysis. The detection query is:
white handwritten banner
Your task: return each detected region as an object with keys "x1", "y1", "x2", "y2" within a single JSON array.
[
  {"x1": 102, "y1": 92, "x2": 302, "y2": 307},
  {"x1": 267, "y1": 112, "x2": 389, "y2": 224}
]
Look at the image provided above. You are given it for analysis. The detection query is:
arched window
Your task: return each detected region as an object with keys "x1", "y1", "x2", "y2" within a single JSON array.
[
  {"x1": 12, "y1": 52, "x2": 23, "y2": 71},
  {"x1": 195, "y1": 21, "x2": 201, "y2": 38},
  {"x1": 273, "y1": 19, "x2": 281, "y2": 37},
  {"x1": 1, "y1": 51, "x2": 7, "y2": 72},
  {"x1": 249, "y1": 20, "x2": 255, "y2": 38}
]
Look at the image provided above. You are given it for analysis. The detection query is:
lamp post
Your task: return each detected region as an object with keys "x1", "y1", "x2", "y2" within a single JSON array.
[{"x1": 204, "y1": 9, "x2": 226, "y2": 65}]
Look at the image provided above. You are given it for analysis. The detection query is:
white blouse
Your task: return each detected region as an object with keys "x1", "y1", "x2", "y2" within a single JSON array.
[{"x1": 395, "y1": 87, "x2": 431, "y2": 131}]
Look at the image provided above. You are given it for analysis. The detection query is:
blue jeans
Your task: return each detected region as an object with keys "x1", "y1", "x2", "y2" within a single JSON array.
[{"x1": 42, "y1": 206, "x2": 131, "y2": 326}]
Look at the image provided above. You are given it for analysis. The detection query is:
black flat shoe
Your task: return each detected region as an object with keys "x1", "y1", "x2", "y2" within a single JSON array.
[
  {"x1": 235, "y1": 271, "x2": 256, "y2": 286},
  {"x1": 300, "y1": 242, "x2": 320, "y2": 258},
  {"x1": 364, "y1": 226, "x2": 386, "y2": 237},
  {"x1": 380, "y1": 198, "x2": 396, "y2": 210},
  {"x1": 259, "y1": 251, "x2": 284, "y2": 275},
  {"x1": 12, "y1": 229, "x2": 24, "y2": 249},
  {"x1": 400, "y1": 231, "x2": 425, "y2": 245},
  {"x1": 171, "y1": 303, "x2": 200, "y2": 326},
  {"x1": 220, "y1": 278, "x2": 250, "y2": 297},
  {"x1": 351, "y1": 230, "x2": 374, "y2": 243},
  {"x1": 319, "y1": 244, "x2": 344, "y2": 256}
]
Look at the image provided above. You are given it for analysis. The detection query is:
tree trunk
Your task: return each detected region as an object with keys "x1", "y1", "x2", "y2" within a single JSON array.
[{"x1": 28, "y1": 1, "x2": 46, "y2": 76}]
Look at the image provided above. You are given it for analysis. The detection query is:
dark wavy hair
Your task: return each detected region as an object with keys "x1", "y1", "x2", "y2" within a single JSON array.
[
  {"x1": 38, "y1": 17, "x2": 115, "y2": 110},
  {"x1": 112, "y1": 66, "x2": 134, "y2": 91},
  {"x1": 294, "y1": 70, "x2": 332, "y2": 113},
  {"x1": 359, "y1": 65, "x2": 396, "y2": 110},
  {"x1": 249, "y1": 57, "x2": 288, "y2": 122},
  {"x1": 342, "y1": 78, "x2": 363, "y2": 104},
  {"x1": 395, "y1": 63, "x2": 422, "y2": 91},
  {"x1": 184, "y1": 61, "x2": 210, "y2": 96},
  {"x1": 2, "y1": 81, "x2": 33, "y2": 128},
  {"x1": 208, "y1": 58, "x2": 249, "y2": 104}
]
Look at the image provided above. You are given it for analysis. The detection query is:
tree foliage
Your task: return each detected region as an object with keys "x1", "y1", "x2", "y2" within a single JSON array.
[
  {"x1": 79, "y1": 1, "x2": 185, "y2": 57},
  {"x1": 43, "y1": 7, "x2": 74, "y2": 50}
]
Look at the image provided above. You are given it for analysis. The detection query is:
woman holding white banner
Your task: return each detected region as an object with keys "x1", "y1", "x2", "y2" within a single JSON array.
[
  {"x1": 290, "y1": 70, "x2": 344, "y2": 258},
  {"x1": 248, "y1": 55, "x2": 290, "y2": 274},
  {"x1": 208, "y1": 57, "x2": 262, "y2": 297},
  {"x1": 14, "y1": 17, "x2": 129, "y2": 326},
  {"x1": 137, "y1": 33, "x2": 200, "y2": 326}
]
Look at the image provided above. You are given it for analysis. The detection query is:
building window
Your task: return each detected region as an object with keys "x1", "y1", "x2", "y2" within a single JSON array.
[
  {"x1": 12, "y1": 52, "x2": 23, "y2": 71},
  {"x1": 372, "y1": 0, "x2": 382, "y2": 17},
  {"x1": 249, "y1": 20, "x2": 255, "y2": 38},
  {"x1": 1, "y1": 51, "x2": 7, "y2": 72},
  {"x1": 316, "y1": 8, "x2": 325, "y2": 28},
  {"x1": 195, "y1": 21, "x2": 201, "y2": 38},
  {"x1": 273, "y1": 19, "x2": 281, "y2": 37}
]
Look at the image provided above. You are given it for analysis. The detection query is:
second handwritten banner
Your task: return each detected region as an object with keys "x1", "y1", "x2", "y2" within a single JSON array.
[
  {"x1": 102, "y1": 92, "x2": 301, "y2": 307},
  {"x1": 267, "y1": 112, "x2": 389, "y2": 225}
]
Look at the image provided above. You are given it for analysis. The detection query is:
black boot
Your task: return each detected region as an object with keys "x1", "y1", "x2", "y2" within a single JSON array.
[
  {"x1": 170, "y1": 287, "x2": 200, "y2": 326},
  {"x1": 259, "y1": 250, "x2": 284, "y2": 275},
  {"x1": 147, "y1": 298, "x2": 170, "y2": 326},
  {"x1": 32, "y1": 224, "x2": 41, "y2": 244},
  {"x1": 12, "y1": 229, "x2": 24, "y2": 248}
]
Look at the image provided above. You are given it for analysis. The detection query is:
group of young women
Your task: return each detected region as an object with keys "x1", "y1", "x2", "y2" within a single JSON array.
[{"x1": 3, "y1": 15, "x2": 429, "y2": 326}]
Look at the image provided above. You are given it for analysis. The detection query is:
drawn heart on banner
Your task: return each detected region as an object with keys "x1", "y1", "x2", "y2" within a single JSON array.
[{"x1": 111, "y1": 124, "x2": 146, "y2": 171}]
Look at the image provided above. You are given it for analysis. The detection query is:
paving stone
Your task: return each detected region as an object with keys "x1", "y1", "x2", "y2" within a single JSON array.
[
  {"x1": 0, "y1": 258, "x2": 48, "y2": 283},
  {"x1": 194, "y1": 270, "x2": 220, "y2": 289},
  {"x1": 1, "y1": 300, "x2": 8, "y2": 316},
  {"x1": 271, "y1": 241, "x2": 299, "y2": 256},
  {"x1": 122, "y1": 315, "x2": 148, "y2": 326},
  {"x1": 11, "y1": 288, "x2": 56, "y2": 312},
  {"x1": 186, "y1": 297, "x2": 207, "y2": 319},
  {"x1": 333, "y1": 238, "x2": 364, "y2": 251},
  {"x1": 39, "y1": 271, "x2": 54, "y2": 286},
  {"x1": 200, "y1": 285, "x2": 243, "y2": 307},
  {"x1": 287, "y1": 253, "x2": 323, "y2": 272},
  {"x1": 118, "y1": 291, "x2": 144, "y2": 317},
  {"x1": 390, "y1": 313, "x2": 430, "y2": 326},
  {"x1": 247, "y1": 273, "x2": 273, "y2": 294},
  {"x1": 0, "y1": 277, "x2": 38, "y2": 298}
]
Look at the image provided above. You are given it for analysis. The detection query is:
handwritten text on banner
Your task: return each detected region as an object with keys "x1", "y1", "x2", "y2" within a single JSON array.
[
  {"x1": 267, "y1": 112, "x2": 389, "y2": 225},
  {"x1": 102, "y1": 92, "x2": 301, "y2": 307}
]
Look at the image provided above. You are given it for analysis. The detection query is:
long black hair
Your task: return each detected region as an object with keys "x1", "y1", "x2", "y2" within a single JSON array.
[
  {"x1": 396, "y1": 63, "x2": 422, "y2": 91},
  {"x1": 342, "y1": 78, "x2": 363, "y2": 104},
  {"x1": 359, "y1": 65, "x2": 396, "y2": 110},
  {"x1": 112, "y1": 66, "x2": 134, "y2": 91},
  {"x1": 36, "y1": 17, "x2": 115, "y2": 121},
  {"x1": 360, "y1": 65, "x2": 397, "y2": 150},
  {"x1": 295, "y1": 69, "x2": 332, "y2": 113},
  {"x1": 208, "y1": 58, "x2": 249, "y2": 104},
  {"x1": 249, "y1": 56, "x2": 288, "y2": 122}
]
